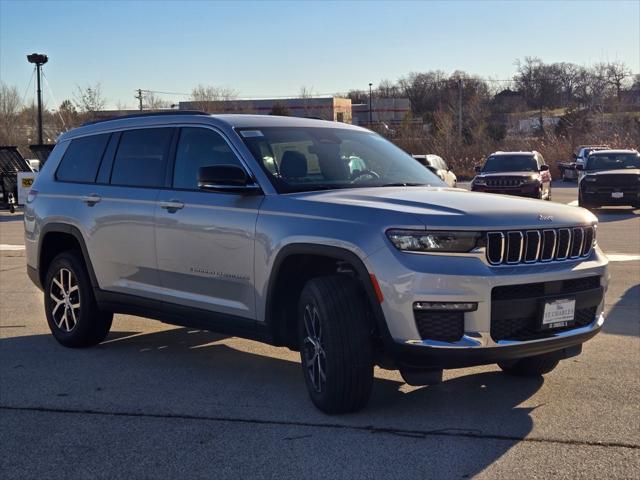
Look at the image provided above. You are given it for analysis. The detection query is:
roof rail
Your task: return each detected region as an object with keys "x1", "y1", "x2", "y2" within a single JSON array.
[{"x1": 81, "y1": 110, "x2": 211, "y2": 126}]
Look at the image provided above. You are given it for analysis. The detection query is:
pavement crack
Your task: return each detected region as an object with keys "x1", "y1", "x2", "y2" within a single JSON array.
[{"x1": 1, "y1": 404, "x2": 638, "y2": 450}]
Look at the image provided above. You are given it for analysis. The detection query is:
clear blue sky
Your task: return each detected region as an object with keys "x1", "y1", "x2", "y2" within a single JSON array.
[{"x1": 1, "y1": 0, "x2": 638, "y2": 109}]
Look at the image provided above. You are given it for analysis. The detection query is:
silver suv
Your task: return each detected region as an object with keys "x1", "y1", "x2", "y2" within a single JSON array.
[{"x1": 25, "y1": 112, "x2": 608, "y2": 413}]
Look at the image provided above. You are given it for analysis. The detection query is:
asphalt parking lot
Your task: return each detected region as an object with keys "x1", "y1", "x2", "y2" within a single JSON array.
[{"x1": 1, "y1": 181, "x2": 638, "y2": 479}]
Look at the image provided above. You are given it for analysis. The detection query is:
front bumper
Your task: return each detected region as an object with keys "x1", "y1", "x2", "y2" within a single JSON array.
[
  {"x1": 393, "y1": 314, "x2": 603, "y2": 369},
  {"x1": 581, "y1": 187, "x2": 639, "y2": 206},
  {"x1": 365, "y1": 245, "x2": 609, "y2": 370}
]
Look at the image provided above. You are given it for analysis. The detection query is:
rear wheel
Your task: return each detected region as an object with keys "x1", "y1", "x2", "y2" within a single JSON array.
[
  {"x1": 298, "y1": 275, "x2": 373, "y2": 414},
  {"x1": 498, "y1": 354, "x2": 559, "y2": 377},
  {"x1": 44, "y1": 251, "x2": 113, "y2": 348}
]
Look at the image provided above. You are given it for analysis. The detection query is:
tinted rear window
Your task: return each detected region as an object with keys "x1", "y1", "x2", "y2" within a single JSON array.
[
  {"x1": 111, "y1": 128, "x2": 174, "y2": 187},
  {"x1": 56, "y1": 134, "x2": 110, "y2": 183}
]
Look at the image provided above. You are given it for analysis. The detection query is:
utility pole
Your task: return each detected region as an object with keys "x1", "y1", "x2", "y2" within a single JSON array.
[
  {"x1": 457, "y1": 77, "x2": 463, "y2": 138},
  {"x1": 26, "y1": 53, "x2": 48, "y2": 145},
  {"x1": 136, "y1": 89, "x2": 144, "y2": 111},
  {"x1": 368, "y1": 83, "x2": 373, "y2": 127}
]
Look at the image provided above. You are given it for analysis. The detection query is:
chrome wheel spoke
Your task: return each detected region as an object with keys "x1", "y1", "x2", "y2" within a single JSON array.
[{"x1": 303, "y1": 303, "x2": 326, "y2": 393}]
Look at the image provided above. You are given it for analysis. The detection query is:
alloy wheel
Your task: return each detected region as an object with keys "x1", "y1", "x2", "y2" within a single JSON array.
[
  {"x1": 302, "y1": 304, "x2": 327, "y2": 393},
  {"x1": 49, "y1": 268, "x2": 80, "y2": 332}
]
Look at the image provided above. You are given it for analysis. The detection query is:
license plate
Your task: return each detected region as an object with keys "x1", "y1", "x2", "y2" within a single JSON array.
[
  {"x1": 542, "y1": 298, "x2": 576, "y2": 328},
  {"x1": 612, "y1": 191, "x2": 624, "y2": 199}
]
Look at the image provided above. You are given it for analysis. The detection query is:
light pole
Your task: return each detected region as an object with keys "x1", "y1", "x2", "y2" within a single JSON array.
[
  {"x1": 368, "y1": 83, "x2": 373, "y2": 127},
  {"x1": 27, "y1": 53, "x2": 48, "y2": 145}
]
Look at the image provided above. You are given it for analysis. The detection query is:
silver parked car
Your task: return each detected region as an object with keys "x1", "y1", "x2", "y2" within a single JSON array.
[
  {"x1": 412, "y1": 154, "x2": 457, "y2": 187},
  {"x1": 25, "y1": 112, "x2": 608, "y2": 413}
]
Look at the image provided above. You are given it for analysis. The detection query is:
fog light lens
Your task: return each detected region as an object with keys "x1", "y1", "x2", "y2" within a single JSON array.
[{"x1": 413, "y1": 302, "x2": 478, "y2": 312}]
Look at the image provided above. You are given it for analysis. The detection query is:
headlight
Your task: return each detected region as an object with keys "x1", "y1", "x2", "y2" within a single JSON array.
[
  {"x1": 386, "y1": 230, "x2": 481, "y2": 253},
  {"x1": 520, "y1": 175, "x2": 540, "y2": 185},
  {"x1": 473, "y1": 177, "x2": 486, "y2": 186},
  {"x1": 584, "y1": 176, "x2": 597, "y2": 182}
]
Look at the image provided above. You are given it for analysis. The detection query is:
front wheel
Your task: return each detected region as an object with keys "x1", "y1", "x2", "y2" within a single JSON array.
[
  {"x1": 498, "y1": 354, "x2": 559, "y2": 377},
  {"x1": 44, "y1": 251, "x2": 113, "y2": 348},
  {"x1": 298, "y1": 275, "x2": 373, "y2": 414}
]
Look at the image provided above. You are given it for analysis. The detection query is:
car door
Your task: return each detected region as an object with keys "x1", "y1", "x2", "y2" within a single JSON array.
[
  {"x1": 155, "y1": 126, "x2": 263, "y2": 319},
  {"x1": 87, "y1": 127, "x2": 175, "y2": 300}
]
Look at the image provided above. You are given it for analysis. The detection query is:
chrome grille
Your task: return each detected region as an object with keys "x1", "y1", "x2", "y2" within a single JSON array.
[
  {"x1": 486, "y1": 177, "x2": 522, "y2": 187},
  {"x1": 486, "y1": 226, "x2": 595, "y2": 265}
]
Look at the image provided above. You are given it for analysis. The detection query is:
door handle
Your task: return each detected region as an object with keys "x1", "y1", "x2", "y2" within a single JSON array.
[
  {"x1": 81, "y1": 194, "x2": 101, "y2": 206},
  {"x1": 160, "y1": 200, "x2": 184, "y2": 213}
]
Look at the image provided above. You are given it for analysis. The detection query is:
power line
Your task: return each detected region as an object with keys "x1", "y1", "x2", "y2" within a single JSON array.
[
  {"x1": 41, "y1": 69, "x2": 66, "y2": 129},
  {"x1": 21, "y1": 66, "x2": 36, "y2": 105}
]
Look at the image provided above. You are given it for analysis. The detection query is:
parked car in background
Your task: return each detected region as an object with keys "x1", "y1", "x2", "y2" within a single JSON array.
[
  {"x1": 471, "y1": 151, "x2": 552, "y2": 200},
  {"x1": 412, "y1": 154, "x2": 457, "y2": 187},
  {"x1": 574, "y1": 146, "x2": 609, "y2": 178},
  {"x1": 578, "y1": 149, "x2": 640, "y2": 209}
]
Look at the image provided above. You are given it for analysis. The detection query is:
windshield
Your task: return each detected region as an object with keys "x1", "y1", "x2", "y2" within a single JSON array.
[
  {"x1": 239, "y1": 127, "x2": 443, "y2": 193},
  {"x1": 586, "y1": 153, "x2": 640, "y2": 171},
  {"x1": 482, "y1": 155, "x2": 537, "y2": 173}
]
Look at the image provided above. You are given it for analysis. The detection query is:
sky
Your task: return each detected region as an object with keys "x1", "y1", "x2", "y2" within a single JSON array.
[{"x1": 1, "y1": 0, "x2": 639, "y2": 109}]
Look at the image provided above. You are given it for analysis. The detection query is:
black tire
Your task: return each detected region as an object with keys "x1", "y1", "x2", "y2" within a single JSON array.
[
  {"x1": 498, "y1": 354, "x2": 559, "y2": 377},
  {"x1": 298, "y1": 275, "x2": 374, "y2": 414},
  {"x1": 44, "y1": 251, "x2": 113, "y2": 348}
]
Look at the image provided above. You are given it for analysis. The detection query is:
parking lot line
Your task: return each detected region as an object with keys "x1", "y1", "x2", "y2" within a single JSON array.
[
  {"x1": 606, "y1": 253, "x2": 640, "y2": 262},
  {"x1": 0, "y1": 244, "x2": 25, "y2": 251}
]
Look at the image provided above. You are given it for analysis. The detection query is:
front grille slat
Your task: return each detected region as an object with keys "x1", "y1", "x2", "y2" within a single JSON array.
[
  {"x1": 486, "y1": 226, "x2": 594, "y2": 266},
  {"x1": 570, "y1": 227, "x2": 584, "y2": 258}
]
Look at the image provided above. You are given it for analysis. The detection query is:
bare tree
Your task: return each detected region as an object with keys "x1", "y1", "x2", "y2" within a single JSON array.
[
  {"x1": 377, "y1": 79, "x2": 400, "y2": 98},
  {"x1": 0, "y1": 83, "x2": 22, "y2": 145},
  {"x1": 144, "y1": 92, "x2": 171, "y2": 110},
  {"x1": 55, "y1": 99, "x2": 79, "y2": 131},
  {"x1": 74, "y1": 83, "x2": 106, "y2": 114},
  {"x1": 606, "y1": 61, "x2": 631, "y2": 100},
  {"x1": 190, "y1": 85, "x2": 238, "y2": 112}
]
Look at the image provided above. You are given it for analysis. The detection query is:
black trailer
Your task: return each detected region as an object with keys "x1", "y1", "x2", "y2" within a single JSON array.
[{"x1": 0, "y1": 146, "x2": 32, "y2": 212}]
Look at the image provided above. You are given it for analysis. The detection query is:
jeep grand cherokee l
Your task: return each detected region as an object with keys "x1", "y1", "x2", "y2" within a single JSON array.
[
  {"x1": 577, "y1": 149, "x2": 640, "y2": 209},
  {"x1": 25, "y1": 113, "x2": 608, "y2": 413},
  {"x1": 471, "y1": 151, "x2": 552, "y2": 200}
]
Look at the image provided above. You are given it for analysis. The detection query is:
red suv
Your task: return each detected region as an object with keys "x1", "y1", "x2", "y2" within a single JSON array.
[{"x1": 471, "y1": 151, "x2": 552, "y2": 200}]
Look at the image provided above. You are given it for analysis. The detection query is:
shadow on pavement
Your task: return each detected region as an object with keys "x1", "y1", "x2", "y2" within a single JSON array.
[
  {"x1": 603, "y1": 283, "x2": 640, "y2": 337},
  {"x1": 0, "y1": 326, "x2": 545, "y2": 478},
  {"x1": 592, "y1": 207, "x2": 639, "y2": 223}
]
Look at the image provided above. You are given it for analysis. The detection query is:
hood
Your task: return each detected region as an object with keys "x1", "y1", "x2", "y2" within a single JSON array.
[
  {"x1": 290, "y1": 187, "x2": 595, "y2": 230},
  {"x1": 585, "y1": 168, "x2": 640, "y2": 176}
]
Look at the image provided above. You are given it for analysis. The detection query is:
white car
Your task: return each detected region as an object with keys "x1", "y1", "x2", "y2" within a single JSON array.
[{"x1": 412, "y1": 154, "x2": 457, "y2": 187}]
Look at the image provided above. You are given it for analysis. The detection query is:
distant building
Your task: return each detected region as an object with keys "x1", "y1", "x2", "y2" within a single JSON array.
[
  {"x1": 179, "y1": 97, "x2": 352, "y2": 123},
  {"x1": 352, "y1": 98, "x2": 411, "y2": 127}
]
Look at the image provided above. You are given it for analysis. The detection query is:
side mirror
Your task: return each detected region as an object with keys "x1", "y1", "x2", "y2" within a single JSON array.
[
  {"x1": 198, "y1": 165, "x2": 260, "y2": 194},
  {"x1": 474, "y1": 165, "x2": 482, "y2": 173},
  {"x1": 572, "y1": 153, "x2": 577, "y2": 159},
  {"x1": 575, "y1": 164, "x2": 584, "y2": 171},
  {"x1": 540, "y1": 165, "x2": 549, "y2": 171}
]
